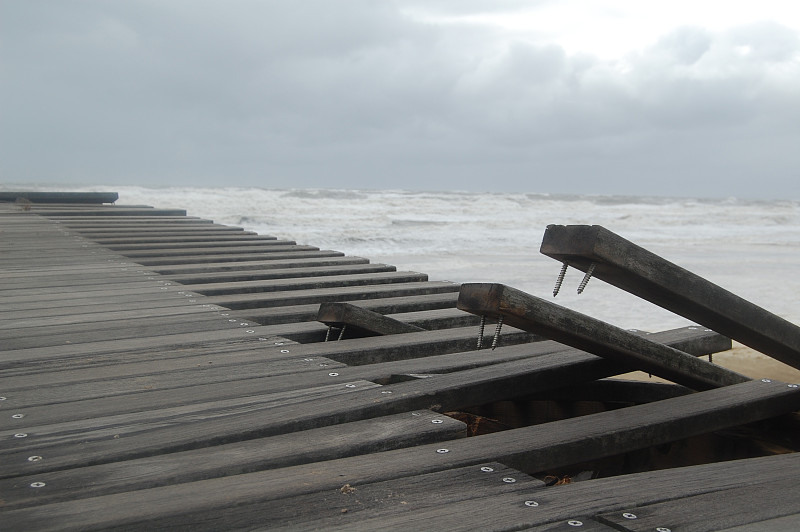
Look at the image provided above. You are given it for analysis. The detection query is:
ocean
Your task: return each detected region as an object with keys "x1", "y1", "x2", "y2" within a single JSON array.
[{"x1": 6, "y1": 184, "x2": 800, "y2": 332}]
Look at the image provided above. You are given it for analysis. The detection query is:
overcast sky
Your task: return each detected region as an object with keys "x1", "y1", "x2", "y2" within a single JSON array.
[{"x1": 2, "y1": 1, "x2": 799, "y2": 199}]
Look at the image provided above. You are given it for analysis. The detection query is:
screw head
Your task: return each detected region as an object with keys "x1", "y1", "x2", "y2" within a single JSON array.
[
  {"x1": 622, "y1": 513, "x2": 637, "y2": 520},
  {"x1": 245, "y1": 330, "x2": 255, "y2": 333},
  {"x1": 12, "y1": 413, "x2": 24, "y2": 419},
  {"x1": 789, "y1": 384, "x2": 799, "y2": 388},
  {"x1": 30, "y1": 482, "x2": 46, "y2": 488},
  {"x1": 14, "y1": 433, "x2": 27, "y2": 438},
  {"x1": 762, "y1": 378, "x2": 772, "y2": 383},
  {"x1": 502, "y1": 477, "x2": 516, "y2": 483},
  {"x1": 345, "y1": 384, "x2": 356, "y2": 388},
  {"x1": 568, "y1": 520, "x2": 583, "y2": 527},
  {"x1": 27, "y1": 456, "x2": 43, "y2": 462},
  {"x1": 656, "y1": 528, "x2": 672, "y2": 532},
  {"x1": 524, "y1": 500, "x2": 539, "y2": 507},
  {"x1": 480, "y1": 467, "x2": 494, "y2": 472},
  {"x1": 328, "y1": 372, "x2": 339, "y2": 377},
  {"x1": 280, "y1": 350, "x2": 290, "y2": 353},
  {"x1": 431, "y1": 419, "x2": 443, "y2": 424},
  {"x1": 381, "y1": 391, "x2": 392, "y2": 394},
  {"x1": 436, "y1": 448, "x2": 449, "y2": 454}
]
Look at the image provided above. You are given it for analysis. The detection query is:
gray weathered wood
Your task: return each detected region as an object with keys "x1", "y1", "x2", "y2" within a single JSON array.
[
  {"x1": 457, "y1": 283, "x2": 749, "y2": 390},
  {"x1": 0, "y1": 192, "x2": 119, "y2": 204},
  {"x1": 541, "y1": 224, "x2": 800, "y2": 369},
  {"x1": 317, "y1": 302, "x2": 426, "y2": 336},
  {"x1": 3, "y1": 386, "x2": 798, "y2": 530}
]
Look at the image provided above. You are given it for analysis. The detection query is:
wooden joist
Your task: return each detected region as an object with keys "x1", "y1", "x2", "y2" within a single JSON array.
[
  {"x1": 540, "y1": 224, "x2": 800, "y2": 370},
  {"x1": 457, "y1": 282, "x2": 748, "y2": 390}
]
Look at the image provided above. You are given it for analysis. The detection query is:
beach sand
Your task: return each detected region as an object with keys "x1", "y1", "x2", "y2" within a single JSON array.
[{"x1": 619, "y1": 341, "x2": 800, "y2": 384}]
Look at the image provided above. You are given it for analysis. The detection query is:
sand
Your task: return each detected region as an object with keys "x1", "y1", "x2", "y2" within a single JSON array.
[{"x1": 619, "y1": 341, "x2": 800, "y2": 384}]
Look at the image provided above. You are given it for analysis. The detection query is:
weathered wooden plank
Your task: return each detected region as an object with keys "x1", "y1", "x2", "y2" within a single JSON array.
[
  {"x1": 115, "y1": 243, "x2": 316, "y2": 258},
  {"x1": 0, "y1": 192, "x2": 119, "y2": 203},
  {"x1": 130, "y1": 462, "x2": 542, "y2": 531},
  {"x1": 40, "y1": 208, "x2": 189, "y2": 216},
  {"x1": 540, "y1": 224, "x2": 800, "y2": 370},
  {"x1": 226, "y1": 291, "x2": 460, "y2": 325},
  {"x1": 718, "y1": 513, "x2": 800, "y2": 532},
  {"x1": 178, "y1": 271, "x2": 430, "y2": 296},
  {"x1": 4, "y1": 388, "x2": 799, "y2": 531},
  {"x1": 90, "y1": 234, "x2": 271, "y2": 244},
  {"x1": 146, "y1": 255, "x2": 369, "y2": 275},
  {"x1": 457, "y1": 283, "x2": 749, "y2": 390},
  {"x1": 132, "y1": 249, "x2": 345, "y2": 265},
  {"x1": 0, "y1": 327, "x2": 724, "y2": 422},
  {"x1": 316, "y1": 302, "x2": 426, "y2": 336},
  {"x1": 104, "y1": 239, "x2": 297, "y2": 251},
  {"x1": 0, "y1": 410, "x2": 466, "y2": 510},
  {"x1": 596, "y1": 476, "x2": 800, "y2": 531},
  {"x1": 199, "y1": 281, "x2": 460, "y2": 310},
  {"x1": 0, "y1": 312, "x2": 258, "y2": 350},
  {"x1": 160, "y1": 262, "x2": 395, "y2": 284},
  {"x1": 0, "y1": 329, "x2": 742, "y2": 478}
]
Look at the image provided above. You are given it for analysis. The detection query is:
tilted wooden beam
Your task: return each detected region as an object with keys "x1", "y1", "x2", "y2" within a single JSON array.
[
  {"x1": 316, "y1": 302, "x2": 426, "y2": 337},
  {"x1": 457, "y1": 283, "x2": 748, "y2": 390},
  {"x1": 540, "y1": 224, "x2": 800, "y2": 370}
]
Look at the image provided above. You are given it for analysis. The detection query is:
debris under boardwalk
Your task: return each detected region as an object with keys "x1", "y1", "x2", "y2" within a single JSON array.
[{"x1": 2, "y1": 194, "x2": 800, "y2": 531}]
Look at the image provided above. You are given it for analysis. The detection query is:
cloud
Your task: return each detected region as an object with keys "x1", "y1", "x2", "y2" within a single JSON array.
[{"x1": 1, "y1": 1, "x2": 798, "y2": 199}]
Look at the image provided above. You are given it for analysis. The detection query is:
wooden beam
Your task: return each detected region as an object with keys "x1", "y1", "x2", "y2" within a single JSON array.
[
  {"x1": 540, "y1": 224, "x2": 800, "y2": 370},
  {"x1": 317, "y1": 302, "x2": 426, "y2": 336},
  {"x1": 0, "y1": 192, "x2": 119, "y2": 204},
  {"x1": 457, "y1": 283, "x2": 748, "y2": 390}
]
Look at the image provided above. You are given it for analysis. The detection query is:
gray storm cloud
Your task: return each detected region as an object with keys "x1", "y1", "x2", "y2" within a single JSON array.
[{"x1": 1, "y1": 1, "x2": 798, "y2": 199}]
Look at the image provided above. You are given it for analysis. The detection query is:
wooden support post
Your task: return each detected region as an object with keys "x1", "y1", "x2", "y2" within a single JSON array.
[
  {"x1": 316, "y1": 302, "x2": 426, "y2": 337},
  {"x1": 540, "y1": 224, "x2": 800, "y2": 370},
  {"x1": 457, "y1": 283, "x2": 749, "y2": 390}
]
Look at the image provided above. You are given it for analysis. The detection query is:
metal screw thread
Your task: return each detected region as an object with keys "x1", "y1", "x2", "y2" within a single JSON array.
[
  {"x1": 337, "y1": 325, "x2": 347, "y2": 341},
  {"x1": 477, "y1": 315, "x2": 486, "y2": 349},
  {"x1": 577, "y1": 263, "x2": 597, "y2": 294},
  {"x1": 553, "y1": 263, "x2": 568, "y2": 297},
  {"x1": 491, "y1": 316, "x2": 504, "y2": 350},
  {"x1": 324, "y1": 326, "x2": 332, "y2": 342}
]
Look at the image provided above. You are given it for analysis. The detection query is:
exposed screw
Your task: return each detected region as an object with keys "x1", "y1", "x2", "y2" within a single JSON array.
[
  {"x1": 30, "y1": 482, "x2": 46, "y2": 488},
  {"x1": 502, "y1": 477, "x2": 516, "y2": 483},
  {"x1": 436, "y1": 449, "x2": 449, "y2": 454},
  {"x1": 280, "y1": 350, "x2": 289, "y2": 353},
  {"x1": 762, "y1": 378, "x2": 772, "y2": 383},
  {"x1": 14, "y1": 433, "x2": 27, "y2": 438},
  {"x1": 477, "y1": 315, "x2": 486, "y2": 349},
  {"x1": 524, "y1": 501, "x2": 539, "y2": 507},
  {"x1": 623, "y1": 513, "x2": 637, "y2": 519},
  {"x1": 431, "y1": 419, "x2": 443, "y2": 424},
  {"x1": 656, "y1": 528, "x2": 672, "y2": 532},
  {"x1": 491, "y1": 315, "x2": 504, "y2": 350},
  {"x1": 568, "y1": 521, "x2": 583, "y2": 527},
  {"x1": 328, "y1": 372, "x2": 339, "y2": 377},
  {"x1": 480, "y1": 467, "x2": 494, "y2": 472},
  {"x1": 12, "y1": 414, "x2": 24, "y2": 419},
  {"x1": 324, "y1": 326, "x2": 332, "y2": 342},
  {"x1": 27, "y1": 456, "x2": 43, "y2": 462},
  {"x1": 381, "y1": 391, "x2": 392, "y2": 394},
  {"x1": 789, "y1": 384, "x2": 799, "y2": 388},
  {"x1": 345, "y1": 384, "x2": 356, "y2": 388},
  {"x1": 553, "y1": 262, "x2": 568, "y2": 296},
  {"x1": 337, "y1": 325, "x2": 347, "y2": 341},
  {"x1": 577, "y1": 263, "x2": 597, "y2": 294},
  {"x1": 0, "y1": 396, "x2": 6, "y2": 400},
  {"x1": 245, "y1": 330, "x2": 255, "y2": 333}
]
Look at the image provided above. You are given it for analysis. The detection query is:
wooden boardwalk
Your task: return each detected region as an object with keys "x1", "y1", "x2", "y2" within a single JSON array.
[{"x1": 2, "y1": 194, "x2": 800, "y2": 531}]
